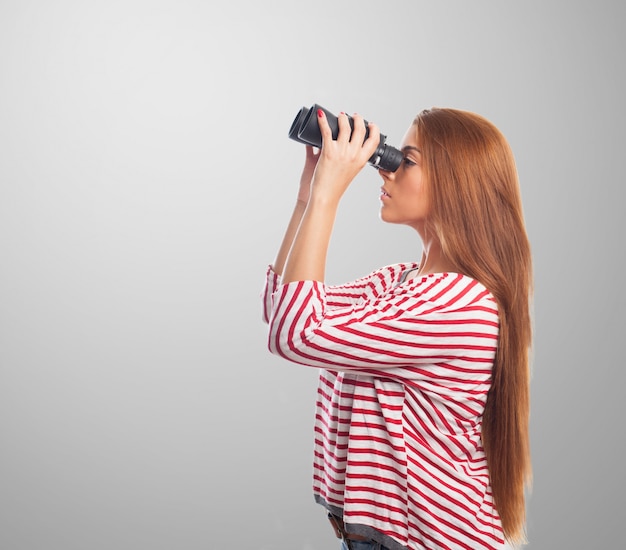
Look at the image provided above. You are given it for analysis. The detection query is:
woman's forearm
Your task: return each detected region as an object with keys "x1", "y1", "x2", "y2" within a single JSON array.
[
  {"x1": 272, "y1": 145, "x2": 321, "y2": 276},
  {"x1": 271, "y1": 199, "x2": 307, "y2": 277},
  {"x1": 281, "y1": 194, "x2": 339, "y2": 284}
]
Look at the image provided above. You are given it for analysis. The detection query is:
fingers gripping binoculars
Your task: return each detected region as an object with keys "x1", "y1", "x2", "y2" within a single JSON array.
[{"x1": 288, "y1": 104, "x2": 403, "y2": 172}]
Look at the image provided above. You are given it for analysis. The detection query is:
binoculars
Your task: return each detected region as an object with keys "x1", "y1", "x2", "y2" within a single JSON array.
[{"x1": 288, "y1": 104, "x2": 403, "y2": 172}]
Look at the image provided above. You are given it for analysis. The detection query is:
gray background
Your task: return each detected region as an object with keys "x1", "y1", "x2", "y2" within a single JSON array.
[{"x1": 0, "y1": 1, "x2": 623, "y2": 549}]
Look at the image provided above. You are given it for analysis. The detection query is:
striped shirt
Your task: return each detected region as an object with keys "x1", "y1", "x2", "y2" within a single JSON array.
[{"x1": 262, "y1": 263, "x2": 505, "y2": 550}]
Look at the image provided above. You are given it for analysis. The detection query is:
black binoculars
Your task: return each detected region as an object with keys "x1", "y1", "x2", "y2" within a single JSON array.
[{"x1": 288, "y1": 104, "x2": 403, "y2": 172}]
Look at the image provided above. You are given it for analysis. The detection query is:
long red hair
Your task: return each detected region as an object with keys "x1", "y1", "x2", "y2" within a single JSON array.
[{"x1": 414, "y1": 108, "x2": 533, "y2": 544}]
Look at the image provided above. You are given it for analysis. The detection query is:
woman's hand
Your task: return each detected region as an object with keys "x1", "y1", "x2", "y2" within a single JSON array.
[{"x1": 310, "y1": 110, "x2": 381, "y2": 204}]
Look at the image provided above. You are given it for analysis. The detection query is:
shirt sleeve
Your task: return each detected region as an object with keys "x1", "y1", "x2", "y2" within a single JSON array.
[
  {"x1": 261, "y1": 263, "x2": 416, "y2": 323},
  {"x1": 267, "y1": 272, "x2": 499, "y2": 373}
]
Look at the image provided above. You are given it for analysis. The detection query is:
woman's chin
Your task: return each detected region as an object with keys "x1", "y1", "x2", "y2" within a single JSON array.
[{"x1": 379, "y1": 209, "x2": 395, "y2": 224}]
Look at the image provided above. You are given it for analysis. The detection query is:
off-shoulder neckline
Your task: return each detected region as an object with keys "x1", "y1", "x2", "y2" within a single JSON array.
[{"x1": 396, "y1": 266, "x2": 467, "y2": 287}]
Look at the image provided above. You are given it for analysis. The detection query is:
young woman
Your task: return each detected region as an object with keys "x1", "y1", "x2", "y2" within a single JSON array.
[{"x1": 262, "y1": 108, "x2": 532, "y2": 549}]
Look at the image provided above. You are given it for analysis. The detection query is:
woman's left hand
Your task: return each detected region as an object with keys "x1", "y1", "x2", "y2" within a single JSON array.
[{"x1": 310, "y1": 110, "x2": 381, "y2": 204}]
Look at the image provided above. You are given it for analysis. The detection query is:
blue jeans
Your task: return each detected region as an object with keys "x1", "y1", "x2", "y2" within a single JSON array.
[{"x1": 340, "y1": 540, "x2": 391, "y2": 550}]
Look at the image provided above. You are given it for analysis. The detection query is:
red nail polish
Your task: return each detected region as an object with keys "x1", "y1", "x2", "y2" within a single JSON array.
[{"x1": 317, "y1": 109, "x2": 323, "y2": 118}]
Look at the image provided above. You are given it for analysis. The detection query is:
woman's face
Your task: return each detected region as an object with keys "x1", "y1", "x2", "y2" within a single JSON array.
[{"x1": 378, "y1": 124, "x2": 430, "y2": 232}]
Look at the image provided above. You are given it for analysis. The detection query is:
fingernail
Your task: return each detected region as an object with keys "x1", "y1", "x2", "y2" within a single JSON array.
[
  {"x1": 340, "y1": 111, "x2": 345, "y2": 115},
  {"x1": 317, "y1": 109, "x2": 323, "y2": 118}
]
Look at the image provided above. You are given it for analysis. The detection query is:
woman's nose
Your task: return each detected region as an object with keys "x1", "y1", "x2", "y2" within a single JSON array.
[{"x1": 379, "y1": 167, "x2": 393, "y2": 181}]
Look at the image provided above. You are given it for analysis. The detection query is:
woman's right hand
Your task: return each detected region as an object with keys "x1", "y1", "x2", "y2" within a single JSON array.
[{"x1": 297, "y1": 145, "x2": 320, "y2": 204}]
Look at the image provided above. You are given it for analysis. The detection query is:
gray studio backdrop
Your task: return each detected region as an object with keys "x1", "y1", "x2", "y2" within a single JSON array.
[{"x1": 1, "y1": 1, "x2": 623, "y2": 549}]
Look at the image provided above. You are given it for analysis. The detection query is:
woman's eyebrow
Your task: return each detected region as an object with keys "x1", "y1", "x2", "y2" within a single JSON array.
[{"x1": 402, "y1": 145, "x2": 421, "y2": 154}]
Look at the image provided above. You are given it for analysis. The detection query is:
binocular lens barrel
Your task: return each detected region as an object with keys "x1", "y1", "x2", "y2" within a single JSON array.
[{"x1": 288, "y1": 104, "x2": 403, "y2": 172}]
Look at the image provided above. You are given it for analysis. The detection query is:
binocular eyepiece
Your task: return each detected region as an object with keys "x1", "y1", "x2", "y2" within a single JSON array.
[{"x1": 288, "y1": 104, "x2": 403, "y2": 172}]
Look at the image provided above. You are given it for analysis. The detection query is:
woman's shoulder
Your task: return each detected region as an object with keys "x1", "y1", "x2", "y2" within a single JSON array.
[
  {"x1": 375, "y1": 262, "x2": 421, "y2": 284},
  {"x1": 394, "y1": 270, "x2": 497, "y2": 312}
]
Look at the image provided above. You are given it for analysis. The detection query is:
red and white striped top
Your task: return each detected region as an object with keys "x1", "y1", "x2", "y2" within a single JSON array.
[{"x1": 262, "y1": 263, "x2": 505, "y2": 550}]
